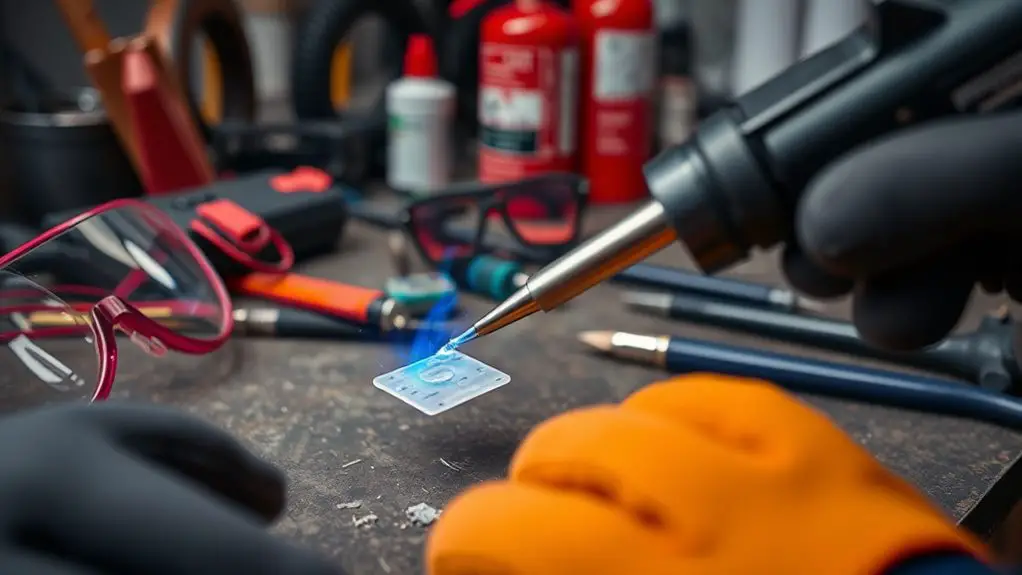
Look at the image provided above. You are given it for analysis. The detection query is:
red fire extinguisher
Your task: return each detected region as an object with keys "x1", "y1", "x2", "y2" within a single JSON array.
[
  {"x1": 575, "y1": 0, "x2": 656, "y2": 203},
  {"x1": 478, "y1": 0, "x2": 580, "y2": 183}
]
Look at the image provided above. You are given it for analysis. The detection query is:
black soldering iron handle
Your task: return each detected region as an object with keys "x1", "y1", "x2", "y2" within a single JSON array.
[
  {"x1": 271, "y1": 307, "x2": 380, "y2": 339},
  {"x1": 663, "y1": 295, "x2": 980, "y2": 382},
  {"x1": 613, "y1": 264, "x2": 787, "y2": 310},
  {"x1": 663, "y1": 336, "x2": 1022, "y2": 431},
  {"x1": 645, "y1": 0, "x2": 1022, "y2": 273}
]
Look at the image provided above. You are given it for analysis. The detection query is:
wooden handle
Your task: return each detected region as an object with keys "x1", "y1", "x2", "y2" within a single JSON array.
[{"x1": 52, "y1": 0, "x2": 112, "y2": 54}]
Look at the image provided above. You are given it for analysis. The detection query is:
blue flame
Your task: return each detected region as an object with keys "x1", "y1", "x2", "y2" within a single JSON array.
[
  {"x1": 406, "y1": 289, "x2": 460, "y2": 362},
  {"x1": 390, "y1": 251, "x2": 464, "y2": 364}
]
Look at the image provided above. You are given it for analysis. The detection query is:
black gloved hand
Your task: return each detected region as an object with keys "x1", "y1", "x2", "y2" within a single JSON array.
[
  {"x1": 784, "y1": 110, "x2": 1022, "y2": 350},
  {"x1": 0, "y1": 401, "x2": 340, "y2": 575}
]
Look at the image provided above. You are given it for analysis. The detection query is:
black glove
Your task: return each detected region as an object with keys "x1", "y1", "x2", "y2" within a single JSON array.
[
  {"x1": 0, "y1": 401, "x2": 341, "y2": 575},
  {"x1": 784, "y1": 110, "x2": 1022, "y2": 350}
]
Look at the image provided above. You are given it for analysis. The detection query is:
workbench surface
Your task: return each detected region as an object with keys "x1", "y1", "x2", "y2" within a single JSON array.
[{"x1": 120, "y1": 213, "x2": 1022, "y2": 575}]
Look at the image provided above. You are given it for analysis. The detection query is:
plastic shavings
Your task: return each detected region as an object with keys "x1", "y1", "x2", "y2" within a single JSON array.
[{"x1": 405, "y1": 503, "x2": 442, "y2": 527}]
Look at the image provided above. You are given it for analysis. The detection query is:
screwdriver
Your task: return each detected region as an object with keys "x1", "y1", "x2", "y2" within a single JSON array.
[
  {"x1": 229, "y1": 272, "x2": 412, "y2": 331},
  {"x1": 387, "y1": 231, "x2": 529, "y2": 301},
  {"x1": 232, "y1": 307, "x2": 450, "y2": 341}
]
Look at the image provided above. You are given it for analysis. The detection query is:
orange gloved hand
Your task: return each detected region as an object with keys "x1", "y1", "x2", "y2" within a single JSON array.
[{"x1": 426, "y1": 374, "x2": 988, "y2": 575}]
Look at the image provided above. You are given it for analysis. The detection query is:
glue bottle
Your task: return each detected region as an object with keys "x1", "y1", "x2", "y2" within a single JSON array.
[{"x1": 386, "y1": 35, "x2": 456, "y2": 196}]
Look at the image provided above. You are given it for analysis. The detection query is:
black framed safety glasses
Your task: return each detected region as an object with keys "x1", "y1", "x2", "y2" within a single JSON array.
[{"x1": 401, "y1": 173, "x2": 587, "y2": 266}]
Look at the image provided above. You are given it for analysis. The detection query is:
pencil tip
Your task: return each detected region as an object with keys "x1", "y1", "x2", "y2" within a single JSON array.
[{"x1": 577, "y1": 330, "x2": 613, "y2": 352}]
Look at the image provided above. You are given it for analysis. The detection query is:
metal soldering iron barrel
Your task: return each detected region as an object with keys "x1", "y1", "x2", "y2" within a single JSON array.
[{"x1": 464, "y1": 200, "x2": 679, "y2": 342}]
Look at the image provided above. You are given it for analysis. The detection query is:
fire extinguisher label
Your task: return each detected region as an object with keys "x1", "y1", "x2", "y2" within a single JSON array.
[
  {"x1": 479, "y1": 88, "x2": 542, "y2": 152},
  {"x1": 479, "y1": 42, "x2": 578, "y2": 181},
  {"x1": 594, "y1": 31, "x2": 657, "y2": 100},
  {"x1": 591, "y1": 30, "x2": 656, "y2": 158}
]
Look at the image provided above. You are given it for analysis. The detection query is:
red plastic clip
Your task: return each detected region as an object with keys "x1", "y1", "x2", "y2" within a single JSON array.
[
  {"x1": 191, "y1": 199, "x2": 294, "y2": 274},
  {"x1": 269, "y1": 167, "x2": 333, "y2": 193}
]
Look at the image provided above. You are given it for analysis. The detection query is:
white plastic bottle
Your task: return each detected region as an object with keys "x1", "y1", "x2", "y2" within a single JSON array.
[{"x1": 386, "y1": 35, "x2": 456, "y2": 196}]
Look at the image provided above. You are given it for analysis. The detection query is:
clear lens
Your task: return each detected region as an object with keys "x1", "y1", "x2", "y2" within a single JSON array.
[
  {"x1": 0, "y1": 271, "x2": 98, "y2": 412},
  {"x1": 5, "y1": 204, "x2": 227, "y2": 341},
  {"x1": 505, "y1": 179, "x2": 578, "y2": 245}
]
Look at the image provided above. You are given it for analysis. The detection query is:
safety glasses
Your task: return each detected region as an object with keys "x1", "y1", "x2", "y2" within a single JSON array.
[
  {"x1": 402, "y1": 173, "x2": 587, "y2": 266},
  {"x1": 0, "y1": 199, "x2": 232, "y2": 410}
]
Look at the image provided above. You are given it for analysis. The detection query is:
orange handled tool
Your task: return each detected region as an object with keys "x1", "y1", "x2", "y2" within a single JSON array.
[{"x1": 229, "y1": 272, "x2": 411, "y2": 331}]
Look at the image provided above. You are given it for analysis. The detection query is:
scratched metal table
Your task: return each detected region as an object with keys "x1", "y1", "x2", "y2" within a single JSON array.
[{"x1": 110, "y1": 211, "x2": 1022, "y2": 574}]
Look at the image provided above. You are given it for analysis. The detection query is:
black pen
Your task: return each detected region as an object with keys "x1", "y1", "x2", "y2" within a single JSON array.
[
  {"x1": 578, "y1": 330, "x2": 1022, "y2": 431},
  {"x1": 621, "y1": 290, "x2": 1019, "y2": 389},
  {"x1": 613, "y1": 264, "x2": 822, "y2": 312}
]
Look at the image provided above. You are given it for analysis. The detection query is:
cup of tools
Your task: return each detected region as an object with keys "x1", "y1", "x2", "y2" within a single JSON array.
[{"x1": 0, "y1": 88, "x2": 143, "y2": 225}]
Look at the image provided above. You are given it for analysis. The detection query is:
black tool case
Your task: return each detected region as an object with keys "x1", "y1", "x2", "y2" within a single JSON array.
[{"x1": 44, "y1": 168, "x2": 349, "y2": 277}]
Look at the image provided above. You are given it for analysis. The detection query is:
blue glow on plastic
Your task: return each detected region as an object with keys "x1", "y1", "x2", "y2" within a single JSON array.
[
  {"x1": 407, "y1": 290, "x2": 459, "y2": 362},
  {"x1": 397, "y1": 250, "x2": 464, "y2": 364}
]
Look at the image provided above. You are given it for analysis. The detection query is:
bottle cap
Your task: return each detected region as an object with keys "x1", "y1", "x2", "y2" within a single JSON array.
[{"x1": 404, "y1": 35, "x2": 438, "y2": 78}]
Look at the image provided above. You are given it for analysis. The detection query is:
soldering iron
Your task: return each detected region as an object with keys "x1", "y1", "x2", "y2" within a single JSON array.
[{"x1": 446, "y1": 0, "x2": 1022, "y2": 353}]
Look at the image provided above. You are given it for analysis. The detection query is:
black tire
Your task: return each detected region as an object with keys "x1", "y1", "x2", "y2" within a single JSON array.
[
  {"x1": 291, "y1": 0, "x2": 429, "y2": 120},
  {"x1": 160, "y1": 0, "x2": 257, "y2": 141}
]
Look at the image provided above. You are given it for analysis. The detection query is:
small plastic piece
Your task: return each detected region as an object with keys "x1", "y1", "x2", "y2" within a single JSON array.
[
  {"x1": 373, "y1": 350, "x2": 510, "y2": 415},
  {"x1": 384, "y1": 272, "x2": 458, "y2": 316}
]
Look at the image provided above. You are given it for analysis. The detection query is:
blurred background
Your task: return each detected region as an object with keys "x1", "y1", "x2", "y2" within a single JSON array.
[{"x1": 0, "y1": 0, "x2": 869, "y2": 116}]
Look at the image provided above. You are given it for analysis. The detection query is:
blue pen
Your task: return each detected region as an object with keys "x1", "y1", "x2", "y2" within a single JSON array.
[{"x1": 579, "y1": 330, "x2": 1022, "y2": 430}]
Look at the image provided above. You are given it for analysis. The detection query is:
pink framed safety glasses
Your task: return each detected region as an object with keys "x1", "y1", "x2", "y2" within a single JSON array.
[{"x1": 0, "y1": 199, "x2": 233, "y2": 410}]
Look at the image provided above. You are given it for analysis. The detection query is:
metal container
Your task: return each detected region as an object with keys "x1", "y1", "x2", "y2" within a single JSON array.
[{"x1": 0, "y1": 94, "x2": 142, "y2": 225}]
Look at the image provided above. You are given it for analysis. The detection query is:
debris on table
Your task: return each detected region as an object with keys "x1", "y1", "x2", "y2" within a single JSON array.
[
  {"x1": 336, "y1": 500, "x2": 362, "y2": 510},
  {"x1": 353, "y1": 513, "x2": 378, "y2": 528},
  {"x1": 439, "y1": 457, "x2": 464, "y2": 471},
  {"x1": 405, "y1": 503, "x2": 442, "y2": 527}
]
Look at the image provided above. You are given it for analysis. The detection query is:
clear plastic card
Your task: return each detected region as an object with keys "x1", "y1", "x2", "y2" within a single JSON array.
[{"x1": 373, "y1": 351, "x2": 511, "y2": 415}]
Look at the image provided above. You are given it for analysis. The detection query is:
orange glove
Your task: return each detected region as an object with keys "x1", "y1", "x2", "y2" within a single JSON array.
[{"x1": 426, "y1": 374, "x2": 988, "y2": 575}]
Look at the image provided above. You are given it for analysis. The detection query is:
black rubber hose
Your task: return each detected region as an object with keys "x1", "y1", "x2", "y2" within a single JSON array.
[
  {"x1": 291, "y1": 0, "x2": 429, "y2": 121},
  {"x1": 438, "y1": 0, "x2": 511, "y2": 140}
]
